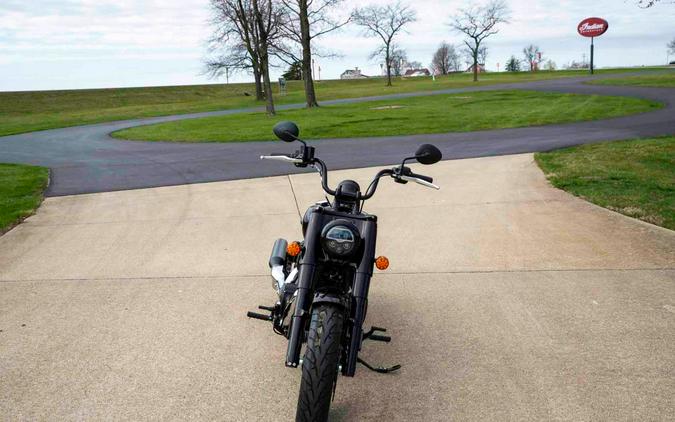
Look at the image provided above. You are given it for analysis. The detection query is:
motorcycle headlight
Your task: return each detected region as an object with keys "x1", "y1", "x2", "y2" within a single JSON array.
[{"x1": 321, "y1": 221, "x2": 360, "y2": 258}]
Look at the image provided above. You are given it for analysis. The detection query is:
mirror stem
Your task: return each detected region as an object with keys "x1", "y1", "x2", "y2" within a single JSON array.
[
  {"x1": 285, "y1": 131, "x2": 307, "y2": 148},
  {"x1": 400, "y1": 155, "x2": 417, "y2": 169}
]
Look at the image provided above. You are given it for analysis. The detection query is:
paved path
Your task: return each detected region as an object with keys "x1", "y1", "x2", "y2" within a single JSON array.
[
  {"x1": 1, "y1": 154, "x2": 673, "y2": 420},
  {"x1": 0, "y1": 73, "x2": 673, "y2": 196}
]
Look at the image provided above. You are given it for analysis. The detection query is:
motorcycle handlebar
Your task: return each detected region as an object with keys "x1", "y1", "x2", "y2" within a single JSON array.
[
  {"x1": 311, "y1": 158, "x2": 336, "y2": 196},
  {"x1": 260, "y1": 153, "x2": 438, "y2": 199}
]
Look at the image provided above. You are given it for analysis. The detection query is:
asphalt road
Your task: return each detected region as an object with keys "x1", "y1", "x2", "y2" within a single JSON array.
[{"x1": 0, "y1": 73, "x2": 673, "y2": 196}]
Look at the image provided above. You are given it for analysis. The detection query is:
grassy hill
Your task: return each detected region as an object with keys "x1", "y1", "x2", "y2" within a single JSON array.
[{"x1": 0, "y1": 67, "x2": 666, "y2": 137}]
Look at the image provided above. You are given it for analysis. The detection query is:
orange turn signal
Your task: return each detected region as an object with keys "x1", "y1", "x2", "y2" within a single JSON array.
[
  {"x1": 375, "y1": 256, "x2": 389, "y2": 270},
  {"x1": 287, "y1": 241, "x2": 302, "y2": 257}
]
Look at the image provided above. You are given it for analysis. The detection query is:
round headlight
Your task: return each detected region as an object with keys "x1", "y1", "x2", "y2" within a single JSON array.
[{"x1": 321, "y1": 221, "x2": 360, "y2": 258}]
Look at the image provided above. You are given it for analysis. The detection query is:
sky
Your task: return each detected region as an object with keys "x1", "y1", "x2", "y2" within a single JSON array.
[{"x1": 0, "y1": 0, "x2": 673, "y2": 91}]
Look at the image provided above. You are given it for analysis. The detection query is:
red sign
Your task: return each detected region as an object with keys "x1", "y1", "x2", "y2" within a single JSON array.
[{"x1": 578, "y1": 17, "x2": 609, "y2": 37}]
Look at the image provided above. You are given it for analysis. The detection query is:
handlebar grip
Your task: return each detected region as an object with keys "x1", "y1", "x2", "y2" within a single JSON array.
[
  {"x1": 260, "y1": 154, "x2": 303, "y2": 164},
  {"x1": 411, "y1": 173, "x2": 433, "y2": 183}
]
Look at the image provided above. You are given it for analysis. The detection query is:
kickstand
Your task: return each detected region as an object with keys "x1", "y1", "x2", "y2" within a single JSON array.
[{"x1": 357, "y1": 357, "x2": 401, "y2": 374}]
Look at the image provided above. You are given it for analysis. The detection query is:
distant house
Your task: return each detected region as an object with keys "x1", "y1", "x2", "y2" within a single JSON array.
[
  {"x1": 403, "y1": 68, "x2": 431, "y2": 77},
  {"x1": 466, "y1": 64, "x2": 486, "y2": 73},
  {"x1": 340, "y1": 67, "x2": 369, "y2": 79}
]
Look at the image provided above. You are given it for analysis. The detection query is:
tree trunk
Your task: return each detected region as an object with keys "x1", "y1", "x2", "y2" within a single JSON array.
[
  {"x1": 385, "y1": 48, "x2": 392, "y2": 86},
  {"x1": 260, "y1": 55, "x2": 275, "y2": 115},
  {"x1": 473, "y1": 50, "x2": 479, "y2": 82},
  {"x1": 252, "y1": 0, "x2": 275, "y2": 115},
  {"x1": 299, "y1": 0, "x2": 318, "y2": 108},
  {"x1": 253, "y1": 65, "x2": 264, "y2": 101}
]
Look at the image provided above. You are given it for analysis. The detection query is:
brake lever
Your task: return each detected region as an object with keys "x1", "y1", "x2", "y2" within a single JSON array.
[
  {"x1": 398, "y1": 175, "x2": 440, "y2": 190},
  {"x1": 260, "y1": 154, "x2": 304, "y2": 164}
]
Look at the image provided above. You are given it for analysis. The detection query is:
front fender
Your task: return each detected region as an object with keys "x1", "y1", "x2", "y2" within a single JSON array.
[{"x1": 312, "y1": 292, "x2": 350, "y2": 310}]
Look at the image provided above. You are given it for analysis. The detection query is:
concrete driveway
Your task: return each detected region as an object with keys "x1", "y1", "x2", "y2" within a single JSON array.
[{"x1": 1, "y1": 154, "x2": 674, "y2": 421}]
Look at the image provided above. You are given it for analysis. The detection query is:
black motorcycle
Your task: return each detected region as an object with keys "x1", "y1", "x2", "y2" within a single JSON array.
[{"x1": 247, "y1": 121, "x2": 442, "y2": 421}]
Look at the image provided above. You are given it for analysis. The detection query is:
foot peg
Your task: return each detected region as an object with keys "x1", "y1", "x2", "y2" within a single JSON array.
[
  {"x1": 363, "y1": 326, "x2": 391, "y2": 342},
  {"x1": 247, "y1": 305, "x2": 277, "y2": 321},
  {"x1": 357, "y1": 357, "x2": 401, "y2": 374},
  {"x1": 247, "y1": 311, "x2": 272, "y2": 321},
  {"x1": 359, "y1": 326, "x2": 400, "y2": 373}
]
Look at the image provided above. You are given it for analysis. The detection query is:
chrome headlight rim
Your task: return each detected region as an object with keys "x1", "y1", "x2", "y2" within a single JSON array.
[{"x1": 320, "y1": 220, "x2": 361, "y2": 258}]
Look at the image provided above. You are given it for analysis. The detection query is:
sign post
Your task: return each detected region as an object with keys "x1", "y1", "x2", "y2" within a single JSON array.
[
  {"x1": 590, "y1": 37, "x2": 594, "y2": 74},
  {"x1": 278, "y1": 77, "x2": 287, "y2": 96},
  {"x1": 577, "y1": 17, "x2": 608, "y2": 75}
]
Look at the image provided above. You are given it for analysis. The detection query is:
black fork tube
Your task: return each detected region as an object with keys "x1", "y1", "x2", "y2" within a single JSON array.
[
  {"x1": 345, "y1": 219, "x2": 377, "y2": 376},
  {"x1": 285, "y1": 211, "x2": 322, "y2": 367}
]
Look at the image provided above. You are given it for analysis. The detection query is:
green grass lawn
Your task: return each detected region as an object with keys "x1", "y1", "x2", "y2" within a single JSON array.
[
  {"x1": 536, "y1": 136, "x2": 675, "y2": 230},
  {"x1": 113, "y1": 90, "x2": 661, "y2": 143},
  {"x1": 0, "y1": 67, "x2": 665, "y2": 137},
  {"x1": 589, "y1": 70, "x2": 675, "y2": 87},
  {"x1": 0, "y1": 163, "x2": 49, "y2": 234}
]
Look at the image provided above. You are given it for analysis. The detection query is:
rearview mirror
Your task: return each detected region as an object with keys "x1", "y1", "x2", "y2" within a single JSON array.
[
  {"x1": 273, "y1": 121, "x2": 300, "y2": 142},
  {"x1": 415, "y1": 144, "x2": 442, "y2": 165}
]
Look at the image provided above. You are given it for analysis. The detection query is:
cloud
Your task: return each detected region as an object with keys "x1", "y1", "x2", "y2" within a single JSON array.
[
  {"x1": 1, "y1": 0, "x2": 673, "y2": 90},
  {"x1": 1, "y1": 0, "x2": 210, "y2": 59}
]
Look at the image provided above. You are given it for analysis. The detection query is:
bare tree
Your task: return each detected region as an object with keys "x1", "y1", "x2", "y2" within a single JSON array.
[
  {"x1": 206, "y1": 0, "x2": 265, "y2": 100},
  {"x1": 251, "y1": 0, "x2": 282, "y2": 115},
  {"x1": 522, "y1": 44, "x2": 543, "y2": 71},
  {"x1": 668, "y1": 37, "x2": 675, "y2": 55},
  {"x1": 461, "y1": 45, "x2": 486, "y2": 70},
  {"x1": 543, "y1": 59, "x2": 556, "y2": 71},
  {"x1": 449, "y1": 0, "x2": 509, "y2": 82},
  {"x1": 565, "y1": 60, "x2": 589, "y2": 70},
  {"x1": 636, "y1": 0, "x2": 674, "y2": 7},
  {"x1": 478, "y1": 45, "x2": 488, "y2": 65},
  {"x1": 204, "y1": 44, "x2": 253, "y2": 84},
  {"x1": 206, "y1": 0, "x2": 293, "y2": 105},
  {"x1": 390, "y1": 47, "x2": 408, "y2": 76},
  {"x1": 431, "y1": 42, "x2": 460, "y2": 75},
  {"x1": 353, "y1": 2, "x2": 416, "y2": 86},
  {"x1": 281, "y1": 0, "x2": 351, "y2": 107}
]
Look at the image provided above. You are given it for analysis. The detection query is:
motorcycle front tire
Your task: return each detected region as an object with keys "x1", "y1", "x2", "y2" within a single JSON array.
[{"x1": 295, "y1": 303, "x2": 344, "y2": 422}]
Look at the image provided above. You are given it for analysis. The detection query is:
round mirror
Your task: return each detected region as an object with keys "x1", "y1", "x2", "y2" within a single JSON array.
[
  {"x1": 273, "y1": 121, "x2": 300, "y2": 142},
  {"x1": 415, "y1": 144, "x2": 442, "y2": 165}
]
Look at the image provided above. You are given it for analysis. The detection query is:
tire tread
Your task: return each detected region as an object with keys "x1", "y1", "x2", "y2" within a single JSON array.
[{"x1": 295, "y1": 304, "x2": 344, "y2": 422}]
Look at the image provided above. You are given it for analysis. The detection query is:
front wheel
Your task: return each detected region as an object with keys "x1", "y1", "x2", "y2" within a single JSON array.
[{"x1": 295, "y1": 304, "x2": 344, "y2": 422}]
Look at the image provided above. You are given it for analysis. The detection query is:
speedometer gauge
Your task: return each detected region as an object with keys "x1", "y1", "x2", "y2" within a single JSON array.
[{"x1": 320, "y1": 221, "x2": 361, "y2": 258}]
